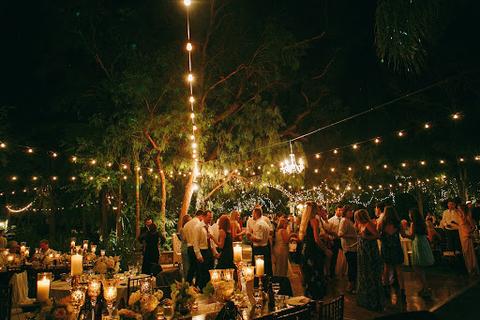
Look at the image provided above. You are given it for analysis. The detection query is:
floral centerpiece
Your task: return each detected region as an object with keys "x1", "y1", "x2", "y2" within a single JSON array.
[
  {"x1": 39, "y1": 296, "x2": 76, "y2": 320},
  {"x1": 170, "y1": 281, "x2": 199, "y2": 316},
  {"x1": 118, "y1": 289, "x2": 164, "y2": 320},
  {"x1": 93, "y1": 256, "x2": 120, "y2": 278}
]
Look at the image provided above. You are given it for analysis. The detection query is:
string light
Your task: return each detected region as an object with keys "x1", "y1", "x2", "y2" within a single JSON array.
[
  {"x1": 374, "y1": 138, "x2": 381, "y2": 144},
  {"x1": 452, "y1": 112, "x2": 461, "y2": 120},
  {"x1": 333, "y1": 149, "x2": 339, "y2": 154},
  {"x1": 397, "y1": 131, "x2": 404, "y2": 137},
  {"x1": 52, "y1": 152, "x2": 58, "y2": 158},
  {"x1": 6, "y1": 202, "x2": 34, "y2": 213},
  {"x1": 352, "y1": 144, "x2": 358, "y2": 150},
  {"x1": 424, "y1": 123, "x2": 431, "y2": 129},
  {"x1": 27, "y1": 148, "x2": 34, "y2": 153},
  {"x1": 183, "y1": 1, "x2": 200, "y2": 182},
  {"x1": 0, "y1": 142, "x2": 6, "y2": 148}
]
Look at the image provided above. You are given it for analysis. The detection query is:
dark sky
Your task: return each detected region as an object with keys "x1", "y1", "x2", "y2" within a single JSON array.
[{"x1": 1, "y1": 0, "x2": 480, "y2": 182}]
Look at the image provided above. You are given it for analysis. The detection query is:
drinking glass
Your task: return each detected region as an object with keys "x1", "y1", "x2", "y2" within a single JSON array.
[{"x1": 254, "y1": 288, "x2": 263, "y2": 309}]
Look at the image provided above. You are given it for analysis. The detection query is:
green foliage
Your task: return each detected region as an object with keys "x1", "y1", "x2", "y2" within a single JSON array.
[
  {"x1": 375, "y1": 0, "x2": 446, "y2": 74},
  {"x1": 103, "y1": 231, "x2": 141, "y2": 269}
]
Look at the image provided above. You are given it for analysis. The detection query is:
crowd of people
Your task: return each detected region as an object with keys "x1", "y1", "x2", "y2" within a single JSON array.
[{"x1": 173, "y1": 198, "x2": 479, "y2": 313}]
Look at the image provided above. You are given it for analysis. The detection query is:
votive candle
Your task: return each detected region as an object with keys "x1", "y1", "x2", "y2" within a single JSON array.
[
  {"x1": 255, "y1": 255, "x2": 264, "y2": 276},
  {"x1": 233, "y1": 242, "x2": 243, "y2": 263},
  {"x1": 71, "y1": 253, "x2": 83, "y2": 276},
  {"x1": 37, "y1": 274, "x2": 51, "y2": 302}
]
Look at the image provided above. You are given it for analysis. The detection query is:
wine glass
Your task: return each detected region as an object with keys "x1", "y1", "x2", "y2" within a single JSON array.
[
  {"x1": 254, "y1": 288, "x2": 263, "y2": 309},
  {"x1": 162, "y1": 304, "x2": 174, "y2": 320},
  {"x1": 272, "y1": 282, "x2": 280, "y2": 305}
]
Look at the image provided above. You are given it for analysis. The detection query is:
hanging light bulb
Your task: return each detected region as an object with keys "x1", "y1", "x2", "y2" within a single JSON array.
[{"x1": 280, "y1": 141, "x2": 305, "y2": 175}]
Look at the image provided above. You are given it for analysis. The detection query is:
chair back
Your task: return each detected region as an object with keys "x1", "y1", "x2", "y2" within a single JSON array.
[
  {"x1": 0, "y1": 285, "x2": 12, "y2": 320},
  {"x1": 127, "y1": 275, "x2": 153, "y2": 298},
  {"x1": 275, "y1": 301, "x2": 316, "y2": 319},
  {"x1": 317, "y1": 295, "x2": 344, "y2": 320}
]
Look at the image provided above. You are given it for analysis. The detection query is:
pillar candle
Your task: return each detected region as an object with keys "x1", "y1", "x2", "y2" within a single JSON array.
[
  {"x1": 233, "y1": 243, "x2": 243, "y2": 263},
  {"x1": 255, "y1": 257, "x2": 264, "y2": 276},
  {"x1": 37, "y1": 276, "x2": 50, "y2": 302},
  {"x1": 71, "y1": 253, "x2": 83, "y2": 276}
]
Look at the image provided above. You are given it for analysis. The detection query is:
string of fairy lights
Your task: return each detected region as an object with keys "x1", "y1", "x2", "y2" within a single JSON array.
[
  {"x1": 183, "y1": 0, "x2": 200, "y2": 182},
  {"x1": 1, "y1": 110, "x2": 478, "y2": 196}
]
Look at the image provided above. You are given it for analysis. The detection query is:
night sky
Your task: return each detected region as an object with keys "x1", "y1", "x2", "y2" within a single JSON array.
[{"x1": 1, "y1": 0, "x2": 480, "y2": 191}]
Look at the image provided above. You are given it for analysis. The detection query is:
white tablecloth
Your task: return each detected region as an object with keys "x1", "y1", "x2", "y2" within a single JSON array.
[{"x1": 50, "y1": 274, "x2": 151, "y2": 305}]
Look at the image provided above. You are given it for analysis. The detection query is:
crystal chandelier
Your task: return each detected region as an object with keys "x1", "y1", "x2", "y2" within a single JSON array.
[{"x1": 280, "y1": 141, "x2": 305, "y2": 174}]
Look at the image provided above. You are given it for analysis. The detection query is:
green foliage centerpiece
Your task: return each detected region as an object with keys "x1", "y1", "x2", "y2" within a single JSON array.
[{"x1": 170, "y1": 280, "x2": 199, "y2": 316}]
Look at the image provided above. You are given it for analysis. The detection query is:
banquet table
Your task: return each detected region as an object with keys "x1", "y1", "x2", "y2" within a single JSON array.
[
  {"x1": 183, "y1": 294, "x2": 312, "y2": 320},
  {"x1": 50, "y1": 273, "x2": 150, "y2": 305}
]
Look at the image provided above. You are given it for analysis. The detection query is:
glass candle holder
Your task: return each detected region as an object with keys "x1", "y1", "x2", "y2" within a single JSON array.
[
  {"x1": 254, "y1": 255, "x2": 264, "y2": 277},
  {"x1": 83, "y1": 240, "x2": 89, "y2": 251},
  {"x1": 103, "y1": 280, "x2": 118, "y2": 317},
  {"x1": 209, "y1": 269, "x2": 221, "y2": 284},
  {"x1": 36, "y1": 272, "x2": 52, "y2": 302},
  {"x1": 223, "y1": 269, "x2": 235, "y2": 282},
  {"x1": 242, "y1": 265, "x2": 255, "y2": 282},
  {"x1": 70, "y1": 287, "x2": 86, "y2": 315},
  {"x1": 233, "y1": 242, "x2": 243, "y2": 263},
  {"x1": 90, "y1": 244, "x2": 97, "y2": 254}
]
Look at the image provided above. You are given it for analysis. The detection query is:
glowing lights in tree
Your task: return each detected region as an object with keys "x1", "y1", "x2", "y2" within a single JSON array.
[{"x1": 280, "y1": 141, "x2": 304, "y2": 175}]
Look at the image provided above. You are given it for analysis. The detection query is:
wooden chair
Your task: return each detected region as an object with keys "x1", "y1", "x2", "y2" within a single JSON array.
[
  {"x1": 317, "y1": 295, "x2": 344, "y2": 320},
  {"x1": 127, "y1": 275, "x2": 152, "y2": 298},
  {"x1": 274, "y1": 301, "x2": 316, "y2": 320},
  {"x1": 0, "y1": 285, "x2": 12, "y2": 320}
]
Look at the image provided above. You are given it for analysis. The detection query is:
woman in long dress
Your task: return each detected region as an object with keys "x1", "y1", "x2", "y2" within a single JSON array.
[
  {"x1": 273, "y1": 217, "x2": 294, "y2": 276},
  {"x1": 458, "y1": 205, "x2": 479, "y2": 276},
  {"x1": 355, "y1": 209, "x2": 385, "y2": 312},
  {"x1": 230, "y1": 211, "x2": 245, "y2": 242},
  {"x1": 299, "y1": 202, "x2": 332, "y2": 299},
  {"x1": 406, "y1": 208, "x2": 435, "y2": 298},
  {"x1": 179, "y1": 215, "x2": 192, "y2": 278},
  {"x1": 378, "y1": 206, "x2": 406, "y2": 303},
  {"x1": 211, "y1": 215, "x2": 235, "y2": 269}
]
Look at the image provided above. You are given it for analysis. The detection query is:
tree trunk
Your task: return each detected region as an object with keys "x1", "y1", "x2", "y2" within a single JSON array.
[
  {"x1": 179, "y1": 173, "x2": 194, "y2": 232},
  {"x1": 458, "y1": 166, "x2": 469, "y2": 201},
  {"x1": 135, "y1": 163, "x2": 141, "y2": 238},
  {"x1": 416, "y1": 187, "x2": 424, "y2": 216},
  {"x1": 116, "y1": 183, "x2": 123, "y2": 237},
  {"x1": 154, "y1": 154, "x2": 167, "y2": 233},
  {"x1": 48, "y1": 212, "x2": 56, "y2": 242},
  {"x1": 100, "y1": 189, "x2": 109, "y2": 241}
]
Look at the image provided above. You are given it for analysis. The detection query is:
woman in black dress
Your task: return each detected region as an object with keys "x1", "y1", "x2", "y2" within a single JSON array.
[
  {"x1": 356, "y1": 209, "x2": 385, "y2": 312},
  {"x1": 211, "y1": 214, "x2": 235, "y2": 269},
  {"x1": 299, "y1": 202, "x2": 332, "y2": 299},
  {"x1": 138, "y1": 217, "x2": 160, "y2": 275},
  {"x1": 378, "y1": 206, "x2": 405, "y2": 303}
]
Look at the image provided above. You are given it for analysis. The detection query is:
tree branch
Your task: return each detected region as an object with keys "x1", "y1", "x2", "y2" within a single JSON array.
[{"x1": 203, "y1": 172, "x2": 236, "y2": 201}]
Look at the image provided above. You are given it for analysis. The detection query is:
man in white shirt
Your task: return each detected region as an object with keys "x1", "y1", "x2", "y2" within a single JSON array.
[
  {"x1": 193, "y1": 210, "x2": 214, "y2": 290},
  {"x1": 338, "y1": 207, "x2": 357, "y2": 292},
  {"x1": 208, "y1": 213, "x2": 220, "y2": 262},
  {"x1": 328, "y1": 205, "x2": 344, "y2": 277},
  {"x1": 440, "y1": 199, "x2": 462, "y2": 254},
  {"x1": 250, "y1": 207, "x2": 273, "y2": 277},
  {"x1": 183, "y1": 210, "x2": 203, "y2": 284}
]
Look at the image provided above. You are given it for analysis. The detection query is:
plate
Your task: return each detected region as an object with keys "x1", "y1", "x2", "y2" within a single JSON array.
[{"x1": 285, "y1": 296, "x2": 311, "y2": 306}]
